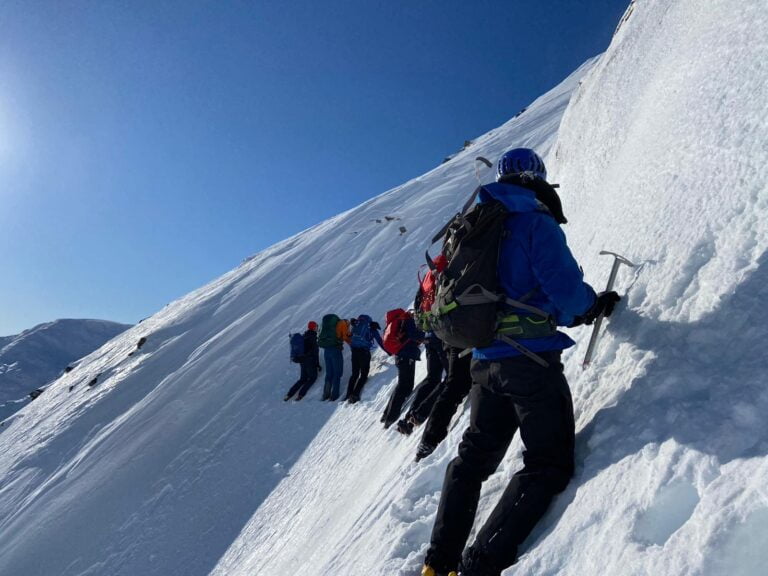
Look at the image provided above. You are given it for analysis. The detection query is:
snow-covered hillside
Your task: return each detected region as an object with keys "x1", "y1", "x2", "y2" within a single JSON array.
[
  {"x1": 1, "y1": 1, "x2": 767, "y2": 574},
  {"x1": 0, "y1": 319, "x2": 130, "y2": 420}
]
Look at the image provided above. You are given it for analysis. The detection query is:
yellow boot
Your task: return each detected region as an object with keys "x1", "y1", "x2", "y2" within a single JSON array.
[{"x1": 421, "y1": 566, "x2": 458, "y2": 576}]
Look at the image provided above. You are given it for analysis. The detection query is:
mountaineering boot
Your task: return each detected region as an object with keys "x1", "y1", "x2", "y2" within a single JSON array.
[
  {"x1": 283, "y1": 393, "x2": 292, "y2": 402},
  {"x1": 421, "y1": 565, "x2": 458, "y2": 576},
  {"x1": 415, "y1": 440, "x2": 437, "y2": 461},
  {"x1": 396, "y1": 419, "x2": 414, "y2": 435},
  {"x1": 460, "y1": 545, "x2": 504, "y2": 576}
]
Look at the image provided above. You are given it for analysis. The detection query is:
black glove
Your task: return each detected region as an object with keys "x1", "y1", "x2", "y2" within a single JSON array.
[
  {"x1": 583, "y1": 291, "x2": 621, "y2": 325},
  {"x1": 317, "y1": 365, "x2": 323, "y2": 372}
]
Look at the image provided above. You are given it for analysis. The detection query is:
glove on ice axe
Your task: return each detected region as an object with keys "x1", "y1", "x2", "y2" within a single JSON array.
[{"x1": 582, "y1": 250, "x2": 636, "y2": 369}]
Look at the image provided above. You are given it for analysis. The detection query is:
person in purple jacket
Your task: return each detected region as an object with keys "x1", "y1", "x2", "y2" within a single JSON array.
[{"x1": 422, "y1": 148, "x2": 620, "y2": 576}]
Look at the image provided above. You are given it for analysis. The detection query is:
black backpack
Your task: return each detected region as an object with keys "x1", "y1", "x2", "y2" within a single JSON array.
[
  {"x1": 289, "y1": 333, "x2": 305, "y2": 363},
  {"x1": 426, "y1": 186, "x2": 554, "y2": 363}
]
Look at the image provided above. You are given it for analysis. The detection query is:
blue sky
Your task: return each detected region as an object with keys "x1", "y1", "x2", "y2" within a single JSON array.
[{"x1": 0, "y1": 0, "x2": 629, "y2": 336}]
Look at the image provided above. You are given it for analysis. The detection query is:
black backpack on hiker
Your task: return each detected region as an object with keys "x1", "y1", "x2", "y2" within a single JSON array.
[{"x1": 425, "y1": 186, "x2": 555, "y2": 365}]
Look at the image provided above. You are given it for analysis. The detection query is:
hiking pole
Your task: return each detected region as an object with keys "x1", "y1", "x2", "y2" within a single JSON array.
[{"x1": 582, "y1": 251, "x2": 636, "y2": 369}]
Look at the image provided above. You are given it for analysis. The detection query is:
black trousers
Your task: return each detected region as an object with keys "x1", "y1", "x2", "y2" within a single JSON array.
[
  {"x1": 382, "y1": 356, "x2": 417, "y2": 424},
  {"x1": 286, "y1": 357, "x2": 319, "y2": 398},
  {"x1": 405, "y1": 343, "x2": 449, "y2": 421},
  {"x1": 426, "y1": 351, "x2": 574, "y2": 574},
  {"x1": 346, "y1": 347, "x2": 371, "y2": 399},
  {"x1": 419, "y1": 346, "x2": 473, "y2": 446}
]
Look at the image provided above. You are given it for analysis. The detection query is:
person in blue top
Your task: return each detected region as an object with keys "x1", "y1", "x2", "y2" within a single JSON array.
[
  {"x1": 344, "y1": 314, "x2": 385, "y2": 403},
  {"x1": 422, "y1": 148, "x2": 620, "y2": 576}
]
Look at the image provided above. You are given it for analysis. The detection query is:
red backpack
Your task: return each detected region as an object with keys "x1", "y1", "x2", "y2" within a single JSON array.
[
  {"x1": 417, "y1": 253, "x2": 447, "y2": 313},
  {"x1": 383, "y1": 308, "x2": 411, "y2": 355}
]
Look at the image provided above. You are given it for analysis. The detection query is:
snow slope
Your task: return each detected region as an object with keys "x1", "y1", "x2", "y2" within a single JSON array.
[
  {"x1": 0, "y1": 57, "x2": 586, "y2": 576},
  {"x1": 1, "y1": 1, "x2": 767, "y2": 574},
  {"x1": 0, "y1": 319, "x2": 131, "y2": 419}
]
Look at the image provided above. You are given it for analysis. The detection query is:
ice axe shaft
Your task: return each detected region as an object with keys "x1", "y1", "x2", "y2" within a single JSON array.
[{"x1": 582, "y1": 251, "x2": 636, "y2": 369}]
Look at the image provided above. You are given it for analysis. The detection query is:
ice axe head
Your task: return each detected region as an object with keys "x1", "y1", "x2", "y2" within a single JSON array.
[
  {"x1": 599, "y1": 250, "x2": 636, "y2": 268},
  {"x1": 599, "y1": 251, "x2": 636, "y2": 293},
  {"x1": 474, "y1": 156, "x2": 493, "y2": 183}
]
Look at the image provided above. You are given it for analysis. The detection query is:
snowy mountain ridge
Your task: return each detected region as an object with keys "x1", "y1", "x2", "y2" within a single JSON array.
[
  {"x1": 1, "y1": 1, "x2": 768, "y2": 575},
  {"x1": 0, "y1": 318, "x2": 131, "y2": 418}
]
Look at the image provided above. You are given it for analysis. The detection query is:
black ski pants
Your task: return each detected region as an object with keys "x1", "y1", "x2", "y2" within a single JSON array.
[
  {"x1": 419, "y1": 346, "x2": 473, "y2": 447},
  {"x1": 426, "y1": 351, "x2": 574, "y2": 574},
  {"x1": 406, "y1": 343, "x2": 448, "y2": 421},
  {"x1": 382, "y1": 356, "x2": 417, "y2": 425},
  {"x1": 286, "y1": 357, "x2": 319, "y2": 399},
  {"x1": 346, "y1": 347, "x2": 371, "y2": 399}
]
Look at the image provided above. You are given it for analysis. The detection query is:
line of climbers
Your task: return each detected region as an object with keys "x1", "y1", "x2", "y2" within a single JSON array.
[
  {"x1": 284, "y1": 314, "x2": 386, "y2": 403},
  {"x1": 284, "y1": 265, "x2": 473, "y2": 462},
  {"x1": 284, "y1": 147, "x2": 621, "y2": 576}
]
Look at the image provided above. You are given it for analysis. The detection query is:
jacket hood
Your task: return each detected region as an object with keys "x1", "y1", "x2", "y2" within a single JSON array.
[
  {"x1": 478, "y1": 182, "x2": 542, "y2": 213},
  {"x1": 479, "y1": 181, "x2": 567, "y2": 224}
]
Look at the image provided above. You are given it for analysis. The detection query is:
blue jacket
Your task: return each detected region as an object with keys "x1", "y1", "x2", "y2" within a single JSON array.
[
  {"x1": 473, "y1": 182, "x2": 596, "y2": 360},
  {"x1": 397, "y1": 316, "x2": 424, "y2": 361},
  {"x1": 350, "y1": 315, "x2": 385, "y2": 350}
]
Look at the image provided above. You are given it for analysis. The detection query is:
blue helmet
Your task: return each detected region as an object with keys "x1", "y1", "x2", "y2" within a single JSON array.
[{"x1": 496, "y1": 148, "x2": 547, "y2": 182}]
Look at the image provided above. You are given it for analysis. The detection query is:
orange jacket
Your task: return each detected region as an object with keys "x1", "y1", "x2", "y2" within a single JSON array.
[{"x1": 337, "y1": 320, "x2": 351, "y2": 344}]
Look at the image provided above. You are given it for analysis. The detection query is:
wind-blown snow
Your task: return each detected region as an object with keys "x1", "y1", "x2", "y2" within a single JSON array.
[{"x1": 1, "y1": 1, "x2": 767, "y2": 574}]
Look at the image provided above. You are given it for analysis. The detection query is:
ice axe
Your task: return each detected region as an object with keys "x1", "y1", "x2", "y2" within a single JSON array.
[
  {"x1": 582, "y1": 250, "x2": 636, "y2": 369},
  {"x1": 474, "y1": 156, "x2": 493, "y2": 183}
]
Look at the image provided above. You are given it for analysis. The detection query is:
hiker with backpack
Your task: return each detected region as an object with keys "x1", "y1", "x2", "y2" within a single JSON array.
[
  {"x1": 421, "y1": 148, "x2": 620, "y2": 576},
  {"x1": 284, "y1": 321, "x2": 322, "y2": 401},
  {"x1": 396, "y1": 266, "x2": 451, "y2": 435},
  {"x1": 380, "y1": 308, "x2": 425, "y2": 428},
  {"x1": 395, "y1": 330, "x2": 448, "y2": 435},
  {"x1": 397, "y1": 258, "x2": 473, "y2": 453},
  {"x1": 318, "y1": 314, "x2": 351, "y2": 401},
  {"x1": 394, "y1": 258, "x2": 450, "y2": 435},
  {"x1": 344, "y1": 314, "x2": 386, "y2": 403}
]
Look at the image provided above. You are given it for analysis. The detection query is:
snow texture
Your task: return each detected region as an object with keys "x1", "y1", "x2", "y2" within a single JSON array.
[{"x1": 1, "y1": 1, "x2": 767, "y2": 574}]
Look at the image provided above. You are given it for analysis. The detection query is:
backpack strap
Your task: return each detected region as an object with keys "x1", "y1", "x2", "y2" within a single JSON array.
[
  {"x1": 441, "y1": 283, "x2": 550, "y2": 319},
  {"x1": 457, "y1": 337, "x2": 549, "y2": 367},
  {"x1": 497, "y1": 335, "x2": 550, "y2": 367}
]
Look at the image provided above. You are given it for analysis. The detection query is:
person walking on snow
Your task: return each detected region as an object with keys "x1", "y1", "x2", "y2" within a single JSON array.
[
  {"x1": 397, "y1": 255, "x2": 450, "y2": 435},
  {"x1": 381, "y1": 310, "x2": 424, "y2": 428},
  {"x1": 412, "y1": 344, "x2": 473, "y2": 461},
  {"x1": 284, "y1": 321, "x2": 321, "y2": 401},
  {"x1": 422, "y1": 148, "x2": 619, "y2": 576},
  {"x1": 396, "y1": 330, "x2": 448, "y2": 435},
  {"x1": 318, "y1": 314, "x2": 350, "y2": 401},
  {"x1": 344, "y1": 314, "x2": 386, "y2": 404}
]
